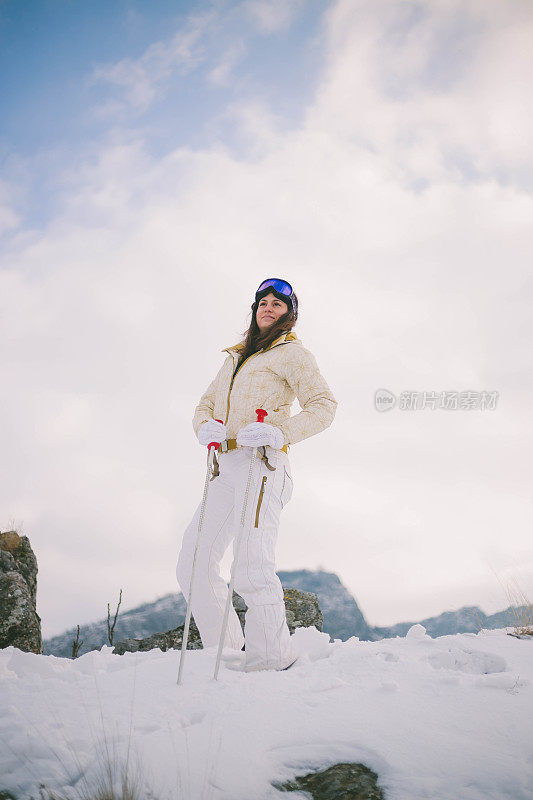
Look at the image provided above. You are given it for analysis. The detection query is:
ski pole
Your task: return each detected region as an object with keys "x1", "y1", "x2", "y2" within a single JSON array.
[
  {"x1": 213, "y1": 408, "x2": 267, "y2": 680},
  {"x1": 177, "y1": 420, "x2": 224, "y2": 686}
]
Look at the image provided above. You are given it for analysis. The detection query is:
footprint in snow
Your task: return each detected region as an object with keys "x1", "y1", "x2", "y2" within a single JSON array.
[
  {"x1": 426, "y1": 648, "x2": 507, "y2": 675},
  {"x1": 376, "y1": 651, "x2": 400, "y2": 663},
  {"x1": 179, "y1": 711, "x2": 205, "y2": 728}
]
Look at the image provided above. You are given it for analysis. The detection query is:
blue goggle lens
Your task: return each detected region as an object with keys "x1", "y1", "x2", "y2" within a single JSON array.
[{"x1": 256, "y1": 278, "x2": 293, "y2": 296}]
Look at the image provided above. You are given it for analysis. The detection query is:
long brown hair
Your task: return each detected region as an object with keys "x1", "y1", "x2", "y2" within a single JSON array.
[{"x1": 237, "y1": 293, "x2": 298, "y2": 362}]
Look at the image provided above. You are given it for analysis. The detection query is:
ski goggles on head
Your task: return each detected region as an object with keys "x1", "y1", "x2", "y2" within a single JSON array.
[{"x1": 255, "y1": 278, "x2": 298, "y2": 319}]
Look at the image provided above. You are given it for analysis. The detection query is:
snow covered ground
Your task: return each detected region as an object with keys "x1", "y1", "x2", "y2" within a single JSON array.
[{"x1": 1, "y1": 624, "x2": 532, "y2": 800}]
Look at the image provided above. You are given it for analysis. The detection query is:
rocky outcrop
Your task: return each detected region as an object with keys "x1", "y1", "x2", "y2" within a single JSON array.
[
  {"x1": 113, "y1": 587, "x2": 322, "y2": 655},
  {"x1": 273, "y1": 762, "x2": 385, "y2": 799},
  {"x1": 279, "y1": 570, "x2": 376, "y2": 641},
  {"x1": 113, "y1": 617, "x2": 203, "y2": 655},
  {"x1": 0, "y1": 531, "x2": 42, "y2": 654},
  {"x1": 283, "y1": 587, "x2": 323, "y2": 632}
]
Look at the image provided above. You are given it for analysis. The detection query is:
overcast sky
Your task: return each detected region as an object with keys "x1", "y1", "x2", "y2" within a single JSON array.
[{"x1": 1, "y1": 0, "x2": 532, "y2": 639}]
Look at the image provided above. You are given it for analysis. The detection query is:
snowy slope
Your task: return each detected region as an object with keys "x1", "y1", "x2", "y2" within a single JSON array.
[{"x1": 2, "y1": 625, "x2": 532, "y2": 800}]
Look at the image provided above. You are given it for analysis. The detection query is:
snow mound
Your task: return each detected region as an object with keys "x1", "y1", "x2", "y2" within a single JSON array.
[
  {"x1": 405, "y1": 623, "x2": 428, "y2": 639},
  {"x1": 291, "y1": 624, "x2": 333, "y2": 662}
]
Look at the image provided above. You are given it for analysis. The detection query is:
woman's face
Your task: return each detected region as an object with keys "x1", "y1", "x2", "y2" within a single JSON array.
[{"x1": 256, "y1": 292, "x2": 289, "y2": 331}]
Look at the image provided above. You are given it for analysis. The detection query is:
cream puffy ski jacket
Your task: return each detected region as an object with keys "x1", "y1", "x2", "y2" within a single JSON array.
[{"x1": 192, "y1": 331, "x2": 337, "y2": 447}]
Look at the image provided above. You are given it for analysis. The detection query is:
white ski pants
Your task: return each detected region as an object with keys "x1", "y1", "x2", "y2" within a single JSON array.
[{"x1": 176, "y1": 445, "x2": 295, "y2": 671}]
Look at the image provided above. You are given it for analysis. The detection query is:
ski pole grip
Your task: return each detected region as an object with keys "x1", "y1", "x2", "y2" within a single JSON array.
[
  {"x1": 208, "y1": 419, "x2": 224, "y2": 451},
  {"x1": 256, "y1": 408, "x2": 268, "y2": 423}
]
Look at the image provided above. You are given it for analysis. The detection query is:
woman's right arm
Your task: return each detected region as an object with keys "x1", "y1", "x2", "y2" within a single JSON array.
[{"x1": 192, "y1": 361, "x2": 226, "y2": 438}]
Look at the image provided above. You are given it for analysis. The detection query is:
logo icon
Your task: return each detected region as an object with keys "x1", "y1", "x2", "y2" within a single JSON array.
[{"x1": 374, "y1": 388, "x2": 396, "y2": 412}]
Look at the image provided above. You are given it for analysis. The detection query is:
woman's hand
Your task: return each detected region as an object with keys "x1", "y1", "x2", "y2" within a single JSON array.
[
  {"x1": 236, "y1": 422, "x2": 285, "y2": 449},
  {"x1": 198, "y1": 420, "x2": 227, "y2": 446}
]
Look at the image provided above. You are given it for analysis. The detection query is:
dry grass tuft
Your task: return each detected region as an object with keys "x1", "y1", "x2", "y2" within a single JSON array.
[
  {"x1": 35, "y1": 732, "x2": 149, "y2": 800},
  {"x1": 504, "y1": 577, "x2": 533, "y2": 638},
  {"x1": 0, "y1": 530, "x2": 23, "y2": 554},
  {"x1": 473, "y1": 572, "x2": 533, "y2": 639}
]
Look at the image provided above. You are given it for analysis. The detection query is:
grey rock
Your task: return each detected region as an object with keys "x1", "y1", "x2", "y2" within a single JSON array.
[
  {"x1": 113, "y1": 588, "x2": 322, "y2": 655},
  {"x1": 273, "y1": 761, "x2": 385, "y2": 799},
  {"x1": 0, "y1": 550, "x2": 17, "y2": 571},
  {"x1": 283, "y1": 587, "x2": 323, "y2": 633},
  {"x1": 0, "y1": 531, "x2": 42, "y2": 654},
  {"x1": 113, "y1": 618, "x2": 203, "y2": 655}
]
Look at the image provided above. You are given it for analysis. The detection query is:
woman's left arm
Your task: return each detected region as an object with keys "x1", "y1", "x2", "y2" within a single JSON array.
[{"x1": 277, "y1": 345, "x2": 338, "y2": 446}]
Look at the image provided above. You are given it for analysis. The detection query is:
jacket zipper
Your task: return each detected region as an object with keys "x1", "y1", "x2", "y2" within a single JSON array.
[
  {"x1": 224, "y1": 374, "x2": 236, "y2": 425},
  {"x1": 254, "y1": 476, "x2": 267, "y2": 528},
  {"x1": 224, "y1": 354, "x2": 252, "y2": 424}
]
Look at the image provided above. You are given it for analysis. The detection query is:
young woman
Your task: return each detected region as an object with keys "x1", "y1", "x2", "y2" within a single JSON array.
[{"x1": 176, "y1": 278, "x2": 337, "y2": 672}]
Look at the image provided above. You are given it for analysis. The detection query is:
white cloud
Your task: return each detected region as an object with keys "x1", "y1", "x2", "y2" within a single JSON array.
[
  {"x1": 1, "y1": 0, "x2": 532, "y2": 636},
  {"x1": 89, "y1": 11, "x2": 216, "y2": 112},
  {"x1": 207, "y1": 40, "x2": 247, "y2": 86},
  {"x1": 0, "y1": 178, "x2": 21, "y2": 236},
  {"x1": 311, "y1": 0, "x2": 533, "y2": 183},
  {"x1": 243, "y1": 0, "x2": 305, "y2": 34},
  {"x1": 0, "y1": 203, "x2": 18, "y2": 237}
]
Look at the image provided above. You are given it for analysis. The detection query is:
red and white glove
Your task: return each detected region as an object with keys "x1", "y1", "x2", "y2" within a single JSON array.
[
  {"x1": 236, "y1": 422, "x2": 285, "y2": 449},
  {"x1": 198, "y1": 420, "x2": 227, "y2": 446}
]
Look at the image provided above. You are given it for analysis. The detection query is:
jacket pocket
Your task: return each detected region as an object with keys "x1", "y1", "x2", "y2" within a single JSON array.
[
  {"x1": 280, "y1": 466, "x2": 293, "y2": 508},
  {"x1": 254, "y1": 476, "x2": 268, "y2": 528}
]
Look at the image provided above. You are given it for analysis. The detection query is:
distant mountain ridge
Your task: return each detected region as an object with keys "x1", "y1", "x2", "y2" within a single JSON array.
[
  {"x1": 44, "y1": 593, "x2": 188, "y2": 658},
  {"x1": 43, "y1": 569, "x2": 522, "y2": 658}
]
